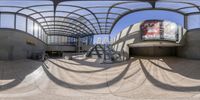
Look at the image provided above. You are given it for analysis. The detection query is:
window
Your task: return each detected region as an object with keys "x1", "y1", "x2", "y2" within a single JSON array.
[
  {"x1": 27, "y1": 19, "x2": 33, "y2": 35},
  {"x1": 0, "y1": 14, "x2": 14, "y2": 28},
  {"x1": 33, "y1": 22, "x2": 39, "y2": 38},
  {"x1": 188, "y1": 14, "x2": 200, "y2": 30},
  {"x1": 16, "y1": 15, "x2": 26, "y2": 31}
]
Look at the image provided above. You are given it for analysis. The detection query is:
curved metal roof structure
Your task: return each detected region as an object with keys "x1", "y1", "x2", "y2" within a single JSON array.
[{"x1": 0, "y1": 0, "x2": 200, "y2": 37}]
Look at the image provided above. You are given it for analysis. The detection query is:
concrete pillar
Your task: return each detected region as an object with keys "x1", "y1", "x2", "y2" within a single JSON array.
[{"x1": 77, "y1": 37, "x2": 80, "y2": 53}]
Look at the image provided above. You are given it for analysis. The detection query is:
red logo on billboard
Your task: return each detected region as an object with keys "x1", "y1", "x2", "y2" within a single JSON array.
[{"x1": 141, "y1": 20, "x2": 161, "y2": 35}]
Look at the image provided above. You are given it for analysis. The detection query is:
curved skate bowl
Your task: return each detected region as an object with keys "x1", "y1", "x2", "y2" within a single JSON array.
[{"x1": 1, "y1": 56, "x2": 200, "y2": 100}]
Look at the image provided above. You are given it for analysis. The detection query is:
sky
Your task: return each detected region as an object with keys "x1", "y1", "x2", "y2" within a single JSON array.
[{"x1": 93, "y1": 10, "x2": 184, "y2": 44}]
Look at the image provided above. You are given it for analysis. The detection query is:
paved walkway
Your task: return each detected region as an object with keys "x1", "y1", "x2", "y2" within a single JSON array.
[{"x1": 1, "y1": 56, "x2": 200, "y2": 100}]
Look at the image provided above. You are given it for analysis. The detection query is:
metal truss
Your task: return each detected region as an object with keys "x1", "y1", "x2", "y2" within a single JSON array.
[{"x1": 0, "y1": 0, "x2": 200, "y2": 38}]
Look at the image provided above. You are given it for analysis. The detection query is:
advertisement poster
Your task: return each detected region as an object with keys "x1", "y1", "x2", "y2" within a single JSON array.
[
  {"x1": 163, "y1": 21, "x2": 178, "y2": 41},
  {"x1": 141, "y1": 20, "x2": 161, "y2": 40},
  {"x1": 141, "y1": 20, "x2": 178, "y2": 41}
]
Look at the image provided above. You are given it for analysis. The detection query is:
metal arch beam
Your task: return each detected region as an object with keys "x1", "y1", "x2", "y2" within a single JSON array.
[
  {"x1": 41, "y1": 23, "x2": 91, "y2": 35},
  {"x1": 42, "y1": 24, "x2": 89, "y2": 34},
  {"x1": 46, "y1": 28, "x2": 88, "y2": 35},
  {"x1": 46, "y1": 28, "x2": 87, "y2": 36},
  {"x1": 47, "y1": 29, "x2": 81, "y2": 36},
  {"x1": 47, "y1": 30, "x2": 87, "y2": 37},
  {"x1": 51, "y1": 0, "x2": 140, "y2": 4},
  {"x1": 42, "y1": 20, "x2": 113, "y2": 34},
  {"x1": 35, "y1": 16, "x2": 94, "y2": 34},
  {"x1": 89, "y1": 17, "x2": 116, "y2": 21},
  {"x1": 105, "y1": 1, "x2": 150, "y2": 34},
  {"x1": 158, "y1": 1, "x2": 200, "y2": 12},
  {"x1": 59, "y1": 5, "x2": 100, "y2": 34},
  {"x1": 48, "y1": 34, "x2": 75, "y2": 38},
  {"x1": 48, "y1": 32, "x2": 92, "y2": 38},
  {"x1": 0, "y1": 9, "x2": 91, "y2": 38},
  {"x1": 16, "y1": 4, "x2": 99, "y2": 36},
  {"x1": 155, "y1": 0, "x2": 200, "y2": 30},
  {"x1": 185, "y1": 12, "x2": 200, "y2": 15},
  {"x1": 156, "y1": 0, "x2": 200, "y2": 19},
  {"x1": 176, "y1": 6, "x2": 198, "y2": 11},
  {"x1": 47, "y1": 30, "x2": 80, "y2": 36},
  {"x1": 3, "y1": 0, "x2": 200, "y2": 36},
  {"x1": 82, "y1": 12, "x2": 122, "y2": 17},
  {"x1": 109, "y1": 8, "x2": 186, "y2": 34},
  {"x1": 28, "y1": 10, "x2": 118, "y2": 23},
  {"x1": 107, "y1": 0, "x2": 200, "y2": 33},
  {"x1": 40, "y1": 21, "x2": 89, "y2": 32},
  {"x1": 46, "y1": 29, "x2": 83, "y2": 36},
  {"x1": 0, "y1": 11, "x2": 48, "y2": 36},
  {"x1": 29, "y1": 10, "x2": 99, "y2": 34},
  {"x1": 39, "y1": 20, "x2": 93, "y2": 34},
  {"x1": 40, "y1": 21, "x2": 92, "y2": 34},
  {"x1": 0, "y1": 6, "x2": 49, "y2": 35},
  {"x1": 48, "y1": 32, "x2": 77, "y2": 37},
  {"x1": 106, "y1": 0, "x2": 199, "y2": 34},
  {"x1": 45, "y1": 27, "x2": 86, "y2": 34},
  {"x1": 59, "y1": 4, "x2": 103, "y2": 34},
  {"x1": 32, "y1": 10, "x2": 96, "y2": 28},
  {"x1": 59, "y1": 6, "x2": 131, "y2": 34},
  {"x1": 16, "y1": 5, "x2": 53, "y2": 33}
]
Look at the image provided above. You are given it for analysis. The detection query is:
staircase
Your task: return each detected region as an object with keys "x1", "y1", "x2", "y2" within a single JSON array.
[{"x1": 85, "y1": 44, "x2": 122, "y2": 63}]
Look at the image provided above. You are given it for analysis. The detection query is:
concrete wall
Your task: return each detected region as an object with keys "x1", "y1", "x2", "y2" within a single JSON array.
[
  {"x1": 47, "y1": 44, "x2": 92, "y2": 52},
  {"x1": 112, "y1": 22, "x2": 186, "y2": 60},
  {"x1": 130, "y1": 47, "x2": 176, "y2": 57},
  {"x1": 177, "y1": 29, "x2": 200, "y2": 59},
  {"x1": 112, "y1": 23, "x2": 141, "y2": 60},
  {"x1": 47, "y1": 45, "x2": 76, "y2": 52},
  {"x1": 0, "y1": 29, "x2": 46, "y2": 60}
]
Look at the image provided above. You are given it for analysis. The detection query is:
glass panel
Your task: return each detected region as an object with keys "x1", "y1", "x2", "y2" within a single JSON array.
[
  {"x1": 42, "y1": 29, "x2": 45, "y2": 42},
  {"x1": 34, "y1": 22, "x2": 39, "y2": 37},
  {"x1": 66, "y1": 14, "x2": 80, "y2": 19},
  {"x1": 156, "y1": 2, "x2": 191, "y2": 9},
  {"x1": 108, "y1": 14, "x2": 119, "y2": 18},
  {"x1": 56, "y1": 12, "x2": 68, "y2": 16},
  {"x1": 89, "y1": 8, "x2": 109, "y2": 13},
  {"x1": 30, "y1": 14, "x2": 42, "y2": 19},
  {"x1": 16, "y1": 15, "x2": 26, "y2": 31},
  {"x1": 179, "y1": 7, "x2": 199, "y2": 14},
  {"x1": 0, "y1": 14, "x2": 14, "y2": 28},
  {"x1": 37, "y1": 18, "x2": 45, "y2": 23},
  {"x1": 116, "y1": 2, "x2": 151, "y2": 10},
  {"x1": 41, "y1": 12, "x2": 54, "y2": 17},
  {"x1": 0, "y1": 7, "x2": 20, "y2": 12},
  {"x1": 19, "y1": 9, "x2": 35, "y2": 15},
  {"x1": 38, "y1": 26, "x2": 41, "y2": 39},
  {"x1": 56, "y1": 6, "x2": 79, "y2": 12},
  {"x1": 44, "y1": 33, "x2": 47, "y2": 43},
  {"x1": 0, "y1": 1, "x2": 52, "y2": 7},
  {"x1": 188, "y1": 14, "x2": 200, "y2": 29},
  {"x1": 27, "y1": 19, "x2": 33, "y2": 35},
  {"x1": 48, "y1": 35, "x2": 51, "y2": 44},
  {"x1": 110, "y1": 8, "x2": 128, "y2": 14},
  {"x1": 59, "y1": 1, "x2": 123, "y2": 7},
  {"x1": 75, "y1": 10, "x2": 92, "y2": 16},
  {"x1": 31, "y1": 6, "x2": 53, "y2": 12}
]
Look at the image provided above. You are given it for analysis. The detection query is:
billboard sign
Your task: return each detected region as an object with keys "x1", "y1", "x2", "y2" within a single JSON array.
[
  {"x1": 141, "y1": 20, "x2": 161, "y2": 40},
  {"x1": 141, "y1": 20, "x2": 178, "y2": 41}
]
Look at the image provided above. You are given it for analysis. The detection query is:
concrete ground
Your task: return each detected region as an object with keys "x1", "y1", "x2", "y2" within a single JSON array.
[{"x1": 1, "y1": 55, "x2": 200, "y2": 100}]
